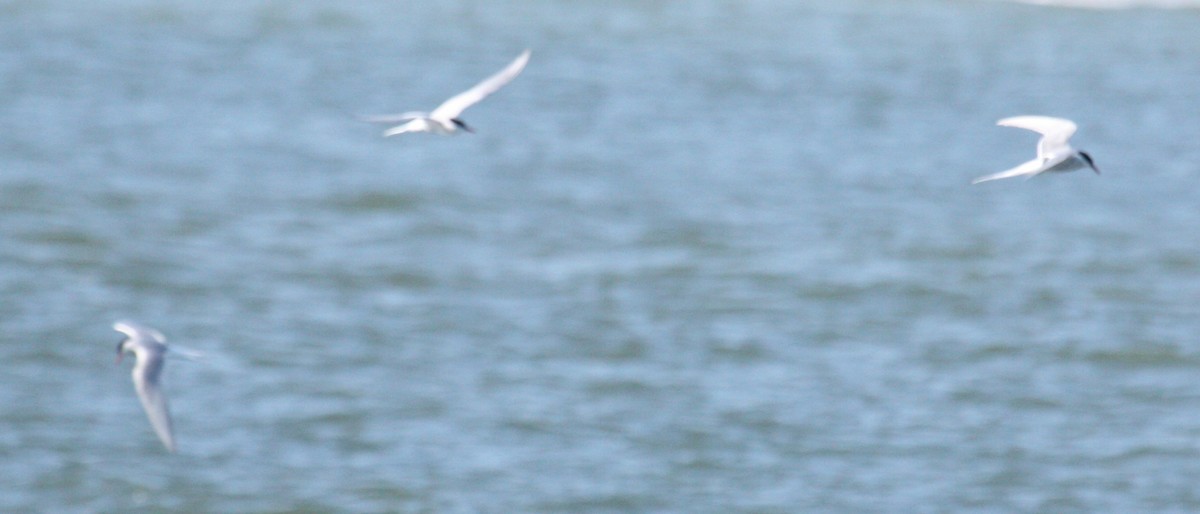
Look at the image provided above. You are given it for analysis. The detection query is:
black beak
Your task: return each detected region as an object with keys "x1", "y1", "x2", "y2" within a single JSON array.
[
  {"x1": 1079, "y1": 151, "x2": 1099, "y2": 175},
  {"x1": 451, "y1": 118, "x2": 474, "y2": 134}
]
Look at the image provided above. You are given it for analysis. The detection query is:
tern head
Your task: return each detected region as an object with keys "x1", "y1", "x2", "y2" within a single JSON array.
[
  {"x1": 451, "y1": 118, "x2": 474, "y2": 133},
  {"x1": 1078, "y1": 151, "x2": 1099, "y2": 174},
  {"x1": 113, "y1": 320, "x2": 166, "y2": 364}
]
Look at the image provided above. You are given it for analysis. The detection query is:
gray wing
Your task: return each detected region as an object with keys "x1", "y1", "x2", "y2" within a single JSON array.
[
  {"x1": 997, "y1": 116, "x2": 1077, "y2": 160},
  {"x1": 971, "y1": 157, "x2": 1045, "y2": 184},
  {"x1": 358, "y1": 111, "x2": 428, "y2": 124},
  {"x1": 429, "y1": 49, "x2": 530, "y2": 120},
  {"x1": 382, "y1": 118, "x2": 430, "y2": 137},
  {"x1": 133, "y1": 350, "x2": 175, "y2": 453},
  {"x1": 114, "y1": 320, "x2": 166, "y2": 344}
]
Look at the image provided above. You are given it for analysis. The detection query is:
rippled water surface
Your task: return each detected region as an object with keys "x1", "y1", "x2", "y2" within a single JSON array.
[{"x1": 3, "y1": 1, "x2": 1200, "y2": 512}]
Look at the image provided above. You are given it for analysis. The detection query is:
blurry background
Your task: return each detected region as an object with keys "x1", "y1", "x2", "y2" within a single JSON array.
[{"x1": 2, "y1": 0, "x2": 1199, "y2": 512}]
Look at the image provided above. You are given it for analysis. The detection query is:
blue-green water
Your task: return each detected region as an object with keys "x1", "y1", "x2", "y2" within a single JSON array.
[{"x1": 3, "y1": 1, "x2": 1200, "y2": 512}]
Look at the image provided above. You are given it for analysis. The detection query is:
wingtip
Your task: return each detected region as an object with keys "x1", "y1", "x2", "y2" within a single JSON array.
[
  {"x1": 995, "y1": 115, "x2": 1032, "y2": 128},
  {"x1": 514, "y1": 49, "x2": 532, "y2": 66},
  {"x1": 970, "y1": 174, "x2": 998, "y2": 185},
  {"x1": 996, "y1": 114, "x2": 1038, "y2": 123},
  {"x1": 995, "y1": 115, "x2": 1078, "y2": 135},
  {"x1": 150, "y1": 415, "x2": 176, "y2": 453},
  {"x1": 511, "y1": 49, "x2": 532, "y2": 67}
]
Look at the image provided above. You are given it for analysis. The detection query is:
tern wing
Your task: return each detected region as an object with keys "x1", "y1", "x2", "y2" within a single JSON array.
[
  {"x1": 114, "y1": 320, "x2": 166, "y2": 344},
  {"x1": 429, "y1": 49, "x2": 530, "y2": 120},
  {"x1": 167, "y1": 345, "x2": 205, "y2": 362},
  {"x1": 133, "y1": 350, "x2": 175, "y2": 452},
  {"x1": 971, "y1": 158, "x2": 1046, "y2": 184},
  {"x1": 997, "y1": 116, "x2": 1077, "y2": 159},
  {"x1": 358, "y1": 111, "x2": 428, "y2": 124},
  {"x1": 382, "y1": 118, "x2": 430, "y2": 137}
]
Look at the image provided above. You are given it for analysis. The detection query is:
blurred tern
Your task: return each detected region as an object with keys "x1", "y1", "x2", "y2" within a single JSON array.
[
  {"x1": 363, "y1": 49, "x2": 531, "y2": 136},
  {"x1": 115, "y1": 320, "x2": 176, "y2": 453},
  {"x1": 972, "y1": 116, "x2": 1099, "y2": 184}
]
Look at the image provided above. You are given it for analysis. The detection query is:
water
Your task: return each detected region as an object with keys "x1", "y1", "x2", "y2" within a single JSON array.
[{"x1": 2, "y1": 0, "x2": 1200, "y2": 512}]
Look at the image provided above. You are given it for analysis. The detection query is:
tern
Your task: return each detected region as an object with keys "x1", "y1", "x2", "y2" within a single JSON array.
[
  {"x1": 363, "y1": 49, "x2": 531, "y2": 136},
  {"x1": 114, "y1": 320, "x2": 176, "y2": 453},
  {"x1": 972, "y1": 116, "x2": 1099, "y2": 184}
]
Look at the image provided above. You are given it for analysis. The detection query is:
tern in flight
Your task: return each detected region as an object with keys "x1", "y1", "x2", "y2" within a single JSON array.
[
  {"x1": 115, "y1": 320, "x2": 176, "y2": 453},
  {"x1": 972, "y1": 116, "x2": 1099, "y2": 184},
  {"x1": 363, "y1": 49, "x2": 531, "y2": 136}
]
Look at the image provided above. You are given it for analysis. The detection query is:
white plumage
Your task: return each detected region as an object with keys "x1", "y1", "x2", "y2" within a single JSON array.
[
  {"x1": 972, "y1": 115, "x2": 1100, "y2": 184},
  {"x1": 364, "y1": 49, "x2": 531, "y2": 136},
  {"x1": 115, "y1": 320, "x2": 175, "y2": 453}
]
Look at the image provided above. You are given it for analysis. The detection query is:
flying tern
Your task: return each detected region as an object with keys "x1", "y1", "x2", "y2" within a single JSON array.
[
  {"x1": 363, "y1": 49, "x2": 531, "y2": 136},
  {"x1": 972, "y1": 115, "x2": 1099, "y2": 184},
  {"x1": 114, "y1": 320, "x2": 176, "y2": 453}
]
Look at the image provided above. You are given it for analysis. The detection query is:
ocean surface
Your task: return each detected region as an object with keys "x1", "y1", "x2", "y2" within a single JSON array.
[{"x1": 2, "y1": 0, "x2": 1200, "y2": 512}]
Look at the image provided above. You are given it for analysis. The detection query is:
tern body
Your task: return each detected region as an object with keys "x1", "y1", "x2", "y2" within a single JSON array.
[
  {"x1": 972, "y1": 116, "x2": 1099, "y2": 184},
  {"x1": 364, "y1": 49, "x2": 531, "y2": 136},
  {"x1": 114, "y1": 321, "x2": 175, "y2": 453}
]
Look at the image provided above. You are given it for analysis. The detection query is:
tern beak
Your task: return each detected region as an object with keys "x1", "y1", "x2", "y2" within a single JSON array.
[
  {"x1": 451, "y1": 118, "x2": 474, "y2": 134},
  {"x1": 1079, "y1": 151, "x2": 1099, "y2": 175}
]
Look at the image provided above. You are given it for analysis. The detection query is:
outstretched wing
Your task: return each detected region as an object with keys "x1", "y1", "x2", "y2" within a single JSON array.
[
  {"x1": 114, "y1": 320, "x2": 166, "y2": 344},
  {"x1": 971, "y1": 158, "x2": 1045, "y2": 185},
  {"x1": 358, "y1": 111, "x2": 428, "y2": 124},
  {"x1": 133, "y1": 350, "x2": 175, "y2": 453},
  {"x1": 997, "y1": 116, "x2": 1077, "y2": 159},
  {"x1": 430, "y1": 49, "x2": 530, "y2": 120},
  {"x1": 382, "y1": 118, "x2": 431, "y2": 137}
]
